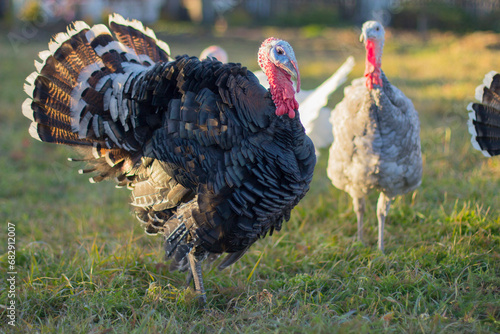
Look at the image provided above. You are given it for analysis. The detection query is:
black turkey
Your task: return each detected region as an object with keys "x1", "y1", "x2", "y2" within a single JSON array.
[{"x1": 22, "y1": 14, "x2": 316, "y2": 303}]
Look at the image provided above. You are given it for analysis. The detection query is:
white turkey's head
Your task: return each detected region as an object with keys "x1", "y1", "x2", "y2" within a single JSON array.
[
  {"x1": 200, "y1": 45, "x2": 228, "y2": 63},
  {"x1": 360, "y1": 21, "x2": 385, "y2": 90},
  {"x1": 258, "y1": 37, "x2": 301, "y2": 118},
  {"x1": 359, "y1": 20, "x2": 385, "y2": 44}
]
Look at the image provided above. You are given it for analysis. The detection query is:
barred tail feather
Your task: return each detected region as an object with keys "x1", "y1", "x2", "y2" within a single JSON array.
[
  {"x1": 23, "y1": 13, "x2": 172, "y2": 181},
  {"x1": 467, "y1": 102, "x2": 500, "y2": 157}
]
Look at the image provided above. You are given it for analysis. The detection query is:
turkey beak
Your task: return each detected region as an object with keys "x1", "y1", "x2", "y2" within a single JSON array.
[
  {"x1": 281, "y1": 59, "x2": 301, "y2": 93},
  {"x1": 359, "y1": 32, "x2": 365, "y2": 43}
]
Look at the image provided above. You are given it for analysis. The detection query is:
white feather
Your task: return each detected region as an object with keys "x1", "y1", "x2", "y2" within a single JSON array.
[
  {"x1": 23, "y1": 82, "x2": 34, "y2": 98},
  {"x1": 38, "y1": 50, "x2": 51, "y2": 61},
  {"x1": 95, "y1": 74, "x2": 116, "y2": 92},
  {"x1": 92, "y1": 115, "x2": 101, "y2": 138},
  {"x1": 109, "y1": 96, "x2": 118, "y2": 121},
  {"x1": 300, "y1": 56, "x2": 355, "y2": 133},
  {"x1": 483, "y1": 71, "x2": 497, "y2": 88},
  {"x1": 48, "y1": 32, "x2": 70, "y2": 54},
  {"x1": 25, "y1": 71, "x2": 38, "y2": 86},
  {"x1": 112, "y1": 74, "x2": 126, "y2": 99},
  {"x1": 70, "y1": 79, "x2": 90, "y2": 129},
  {"x1": 66, "y1": 21, "x2": 91, "y2": 37},
  {"x1": 109, "y1": 13, "x2": 157, "y2": 41},
  {"x1": 138, "y1": 54, "x2": 154, "y2": 65},
  {"x1": 467, "y1": 117, "x2": 478, "y2": 138},
  {"x1": 122, "y1": 62, "x2": 147, "y2": 73},
  {"x1": 103, "y1": 87, "x2": 113, "y2": 111},
  {"x1": 300, "y1": 56, "x2": 355, "y2": 148},
  {"x1": 120, "y1": 99, "x2": 130, "y2": 130},
  {"x1": 78, "y1": 112, "x2": 93, "y2": 138},
  {"x1": 70, "y1": 80, "x2": 91, "y2": 109},
  {"x1": 123, "y1": 52, "x2": 141, "y2": 63},
  {"x1": 92, "y1": 143, "x2": 102, "y2": 159},
  {"x1": 23, "y1": 71, "x2": 38, "y2": 98},
  {"x1": 475, "y1": 84, "x2": 485, "y2": 102},
  {"x1": 94, "y1": 41, "x2": 133, "y2": 57},
  {"x1": 467, "y1": 103, "x2": 492, "y2": 157},
  {"x1": 32, "y1": 50, "x2": 52, "y2": 74},
  {"x1": 71, "y1": 99, "x2": 88, "y2": 132},
  {"x1": 105, "y1": 151, "x2": 117, "y2": 167},
  {"x1": 466, "y1": 102, "x2": 476, "y2": 120},
  {"x1": 85, "y1": 24, "x2": 111, "y2": 43},
  {"x1": 34, "y1": 60, "x2": 44, "y2": 72},
  {"x1": 109, "y1": 13, "x2": 170, "y2": 57},
  {"x1": 28, "y1": 122, "x2": 41, "y2": 141},
  {"x1": 156, "y1": 40, "x2": 171, "y2": 57},
  {"x1": 77, "y1": 62, "x2": 104, "y2": 84},
  {"x1": 22, "y1": 98, "x2": 34, "y2": 121}
]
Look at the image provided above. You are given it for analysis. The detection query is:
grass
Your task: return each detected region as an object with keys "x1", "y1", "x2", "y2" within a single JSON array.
[{"x1": 1, "y1": 23, "x2": 500, "y2": 333}]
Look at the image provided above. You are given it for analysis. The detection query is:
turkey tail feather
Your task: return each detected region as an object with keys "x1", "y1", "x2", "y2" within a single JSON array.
[
  {"x1": 468, "y1": 71, "x2": 500, "y2": 157},
  {"x1": 22, "y1": 13, "x2": 172, "y2": 181}
]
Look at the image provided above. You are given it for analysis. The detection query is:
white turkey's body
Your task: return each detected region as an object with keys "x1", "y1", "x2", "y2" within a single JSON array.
[{"x1": 327, "y1": 74, "x2": 422, "y2": 201}]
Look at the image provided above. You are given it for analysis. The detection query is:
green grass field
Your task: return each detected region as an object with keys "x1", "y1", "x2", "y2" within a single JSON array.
[{"x1": 1, "y1": 23, "x2": 499, "y2": 333}]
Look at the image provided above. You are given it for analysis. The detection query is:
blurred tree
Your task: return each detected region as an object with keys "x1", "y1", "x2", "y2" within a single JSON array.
[{"x1": 0, "y1": 0, "x2": 8, "y2": 19}]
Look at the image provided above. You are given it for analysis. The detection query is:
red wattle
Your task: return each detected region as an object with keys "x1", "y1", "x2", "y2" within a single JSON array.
[
  {"x1": 263, "y1": 60, "x2": 298, "y2": 119},
  {"x1": 364, "y1": 39, "x2": 383, "y2": 90}
]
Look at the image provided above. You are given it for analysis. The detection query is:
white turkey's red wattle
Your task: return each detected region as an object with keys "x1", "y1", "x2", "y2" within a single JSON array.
[{"x1": 364, "y1": 39, "x2": 383, "y2": 90}]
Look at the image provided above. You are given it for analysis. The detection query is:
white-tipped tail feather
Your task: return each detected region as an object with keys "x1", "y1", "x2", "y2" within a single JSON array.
[
  {"x1": 109, "y1": 13, "x2": 171, "y2": 56},
  {"x1": 22, "y1": 99, "x2": 34, "y2": 121},
  {"x1": 467, "y1": 72, "x2": 500, "y2": 157}
]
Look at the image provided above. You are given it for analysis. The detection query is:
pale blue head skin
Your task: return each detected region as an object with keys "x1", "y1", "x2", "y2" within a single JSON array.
[{"x1": 259, "y1": 38, "x2": 301, "y2": 92}]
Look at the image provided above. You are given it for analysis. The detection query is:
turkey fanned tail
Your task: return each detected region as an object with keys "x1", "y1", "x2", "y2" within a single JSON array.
[{"x1": 468, "y1": 71, "x2": 500, "y2": 157}]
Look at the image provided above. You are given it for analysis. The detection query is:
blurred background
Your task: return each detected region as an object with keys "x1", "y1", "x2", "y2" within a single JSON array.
[
  {"x1": 2, "y1": 0, "x2": 500, "y2": 34},
  {"x1": 1, "y1": 2, "x2": 500, "y2": 330}
]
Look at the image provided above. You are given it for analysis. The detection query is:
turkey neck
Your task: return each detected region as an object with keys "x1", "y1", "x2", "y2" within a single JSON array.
[
  {"x1": 263, "y1": 61, "x2": 299, "y2": 119},
  {"x1": 364, "y1": 39, "x2": 383, "y2": 90},
  {"x1": 272, "y1": 111, "x2": 306, "y2": 149}
]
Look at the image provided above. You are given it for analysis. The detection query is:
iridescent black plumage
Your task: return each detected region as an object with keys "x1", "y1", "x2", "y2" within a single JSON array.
[{"x1": 23, "y1": 14, "x2": 315, "y2": 303}]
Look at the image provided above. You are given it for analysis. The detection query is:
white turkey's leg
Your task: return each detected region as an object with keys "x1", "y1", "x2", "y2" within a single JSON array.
[
  {"x1": 376, "y1": 193, "x2": 392, "y2": 252},
  {"x1": 353, "y1": 197, "x2": 365, "y2": 244},
  {"x1": 188, "y1": 251, "x2": 207, "y2": 305}
]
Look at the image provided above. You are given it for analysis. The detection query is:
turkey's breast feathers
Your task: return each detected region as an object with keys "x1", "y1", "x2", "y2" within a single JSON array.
[{"x1": 328, "y1": 72, "x2": 422, "y2": 199}]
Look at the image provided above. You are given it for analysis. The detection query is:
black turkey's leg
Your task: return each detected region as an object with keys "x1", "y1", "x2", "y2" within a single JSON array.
[{"x1": 188, "y1": 251, "x2": 207, "y2": 305}]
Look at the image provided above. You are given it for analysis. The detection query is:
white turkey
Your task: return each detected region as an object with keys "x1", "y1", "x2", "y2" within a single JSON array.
[
  {"x1": 22, "y1": 14, "x2": 316, "y2": 303},
  {"x1": 200, "y1": 45, "x2": 228, "y2": 63},
  {"x1": 200, "y1": 45, "x2": 355, "y2": 153},
  {"x1": 467, "y1": 71, "x2": 500, "y2": 156},
  {"x1": 327, "y1": 21, "x2": 422, "y2": 252}
]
